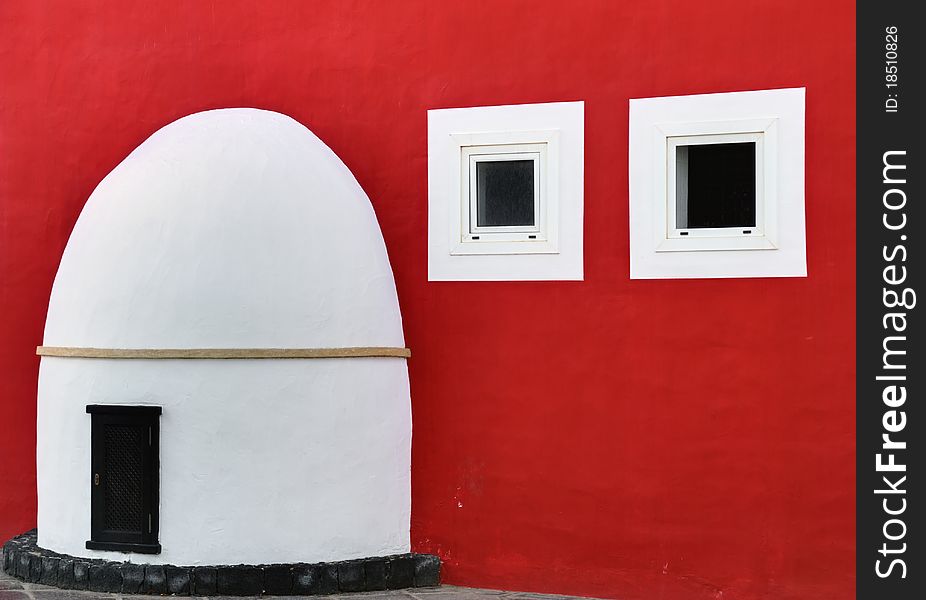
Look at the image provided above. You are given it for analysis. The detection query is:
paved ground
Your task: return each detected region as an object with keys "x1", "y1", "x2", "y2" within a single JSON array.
[{"x1": 1, "y1": 569, "x2": 595, "y2": 600}]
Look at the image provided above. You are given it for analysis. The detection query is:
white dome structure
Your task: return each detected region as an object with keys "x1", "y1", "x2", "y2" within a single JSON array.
[{"x1": 36, "y1": 109, "x2": 412, "y2": 566}]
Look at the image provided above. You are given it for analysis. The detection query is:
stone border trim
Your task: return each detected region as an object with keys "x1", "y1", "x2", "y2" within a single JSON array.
[{"x1": 2, "y1": 530, "x2": 440, "y2": 595}]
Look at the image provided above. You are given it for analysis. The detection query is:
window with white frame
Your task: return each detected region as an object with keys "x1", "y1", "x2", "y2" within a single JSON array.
[
  {"x1": 465, "y1": 145, "x2": 544, "y2": 242},
  {"x1": 428, "y1": 102, "x2": 584, "y2": 281},
  {"x1": 672, "y1": 137, "x2": 758, "y2": 235},
  {"x1": 450, "y1": 133, "x2": 557, "y2": 255},
  {"x1": 629, "y1": 88, "x2": 805, "y2": 279},
  {"x1": 656, "y1": 119, "x2": 778, "y2": 253}
]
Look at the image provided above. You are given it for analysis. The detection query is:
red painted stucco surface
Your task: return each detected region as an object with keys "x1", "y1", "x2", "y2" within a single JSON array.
[{"x1": 0, "y1": 2, "x2": 855, "y2": 598}]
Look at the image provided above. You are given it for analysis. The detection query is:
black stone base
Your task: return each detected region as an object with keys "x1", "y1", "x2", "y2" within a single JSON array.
[{"x1": 2, "y1": 530, "x2": 440, "y2": 595}]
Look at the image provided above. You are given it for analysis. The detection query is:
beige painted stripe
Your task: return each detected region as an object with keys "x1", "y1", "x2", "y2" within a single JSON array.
[{"x1": 36, "y1": 346, "x2": 411, "y2": 359}]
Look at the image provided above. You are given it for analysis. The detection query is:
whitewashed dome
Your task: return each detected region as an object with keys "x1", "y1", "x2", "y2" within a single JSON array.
[
  {"x1": 37, "y1": 109, "x2": 412, "y2": 566},
  {"x1": 44, "y1": 108, "x2": 404, "y2": 349}
]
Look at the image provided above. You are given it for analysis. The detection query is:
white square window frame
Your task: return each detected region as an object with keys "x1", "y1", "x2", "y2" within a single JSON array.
[
  {"x1": 465, "y1": 145, "x2": 543, "y2": 238},
  {"x1": 629, "y1": 87, "x2": 806, "y2": 279},
  {"x1": 455, "y1": 136, "x2": 555, "y2": 254},
  {"x1": 657, "y1": 120, "x2": 777, "y2": 252},
  {"x1": 667, "y1": 132, "x2": 765, "y2": 242},
  {"x1": 428, "y1": 101, "x2": 584, "y2": 281}
]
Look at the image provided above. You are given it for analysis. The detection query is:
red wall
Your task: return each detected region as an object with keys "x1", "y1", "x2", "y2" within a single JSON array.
[{"x1": 0, "y1": 2, "x2": 855, "y2": 598}]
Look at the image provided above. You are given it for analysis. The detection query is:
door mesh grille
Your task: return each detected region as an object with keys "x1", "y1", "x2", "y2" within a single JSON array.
[{"x1": 102, "y1": 424, "x2": 144, "y2": 533}]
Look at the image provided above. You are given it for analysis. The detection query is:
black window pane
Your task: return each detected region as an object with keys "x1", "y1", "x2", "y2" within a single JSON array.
[
  {"x1": 677, "y1": 142, "x2": 756, "y2": 229},
  {"x1": 475, "y1": 160, "x2": 535, "y2": 227}
]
